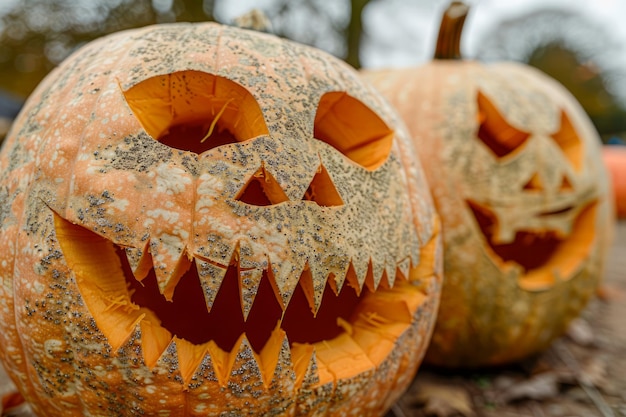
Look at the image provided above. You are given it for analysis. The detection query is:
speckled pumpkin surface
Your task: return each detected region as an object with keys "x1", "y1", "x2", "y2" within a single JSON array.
[
  {"x1": 0, "y1": 23, "x2": 442, "y2": 416},
  {"x1": 362, "y1": 4, "x2": 613, "y2": 368}
]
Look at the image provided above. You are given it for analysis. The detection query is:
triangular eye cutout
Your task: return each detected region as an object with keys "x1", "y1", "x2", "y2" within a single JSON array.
[
  {"x1": 551, "y1": 110, "x2": 583, "y2": 172},
  {"x1": 303, "y1": 164, "x2": 343, "y2": 207},
  {"x1": 476, "y1": 91, "x2": 530, "y2": 158},
  {"x1": 236, "y1": 165, "x2": 289, "y2": 206},
  {"x1": 123, "y1": 70, "x2": 269, "y2": 154},
  {"x1": 314, "y1": 91, "x2": 394, "y2": 171},
  {"x1": 522, "y1": 172, "x2": 544, "y2": 191}
]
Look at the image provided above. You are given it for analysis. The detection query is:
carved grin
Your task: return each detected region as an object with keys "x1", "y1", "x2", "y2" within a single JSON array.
[
  {"x1": 466, "y1": 199, "x2": 598, "y2": 290},
  {"x1": 53, "y1": 211, "x2": 437, "y2": 387}
]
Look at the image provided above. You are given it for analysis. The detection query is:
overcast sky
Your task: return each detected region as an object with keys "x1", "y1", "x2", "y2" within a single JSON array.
[{"x1": 216, "y1": 0, "x2": 626, "y2": 68}]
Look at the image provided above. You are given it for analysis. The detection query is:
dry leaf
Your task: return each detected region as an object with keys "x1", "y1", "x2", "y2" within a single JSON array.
[
  {"x1": 496, "y1": 372, "x2": 560, "y2": 404},
  {"x1": 566, "y1": 318, "x2": 595, "y2": 346},
  {"x1": 413, "y1": 381, "x2": 475, "y2": 417},
  {"x1": 579, "y1": 356, "x2": 608, "y2": 388}
]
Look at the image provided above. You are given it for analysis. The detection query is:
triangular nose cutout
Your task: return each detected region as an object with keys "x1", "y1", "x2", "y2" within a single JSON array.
[
  {"x1": 303, "y1": 164, "x2": 344, "y2": 207},
  {"x1": 236, "y1": 165, "x2": 289, "y2": 206},
  {"x1": 523, "y1": 172, "x2": 544, "y2": 191},
  {"x1": 559, "y1": 175, "x2": 574, "y2": 191}
]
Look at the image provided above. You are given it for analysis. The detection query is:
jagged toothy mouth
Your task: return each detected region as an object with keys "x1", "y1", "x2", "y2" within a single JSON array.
[
  {"x1": 53, "y1": 211, "x2": 437, "y2": 387},
  {"x1": 466, "y1": 199, "x2": 598, "y2": 290}
]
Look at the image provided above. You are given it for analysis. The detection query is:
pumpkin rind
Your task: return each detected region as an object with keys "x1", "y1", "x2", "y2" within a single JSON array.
[
  {"x1": 0, "y1": 23, "x2": 441, "y2": 415},
  {"x1": 363, "y1": 13, "x2": 613, "y2": 367},
  {"x1": 602, "y1": 146, "x2": 626, "y2": 218}
]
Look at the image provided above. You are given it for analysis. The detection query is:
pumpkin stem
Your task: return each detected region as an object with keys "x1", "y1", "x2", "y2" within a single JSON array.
[{"x1": 434, "y1": 1, "x2": 470, "y2": 60}]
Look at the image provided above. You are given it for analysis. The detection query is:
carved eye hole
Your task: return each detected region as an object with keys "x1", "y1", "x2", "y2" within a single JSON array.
[
  {"x1": 476, "y1": 91, "x2": 530, "y2": 158},
  {"x1": 314, "y1": 92, "x2": 394, "y2": 171},
  {"x1": 552, "y1": 110, "x2": 583, "y2": 172},
  {"x1": 123, "y1": 70, "x2": 269, "y2": 154}
]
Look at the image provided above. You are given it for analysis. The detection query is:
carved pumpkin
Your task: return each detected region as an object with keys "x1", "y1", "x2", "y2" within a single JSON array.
[
  {"x1": 0, "y1": 23, "x2": 442, "y2": 415},
  {"x1": 602, "y1": 145, "x2": 626, "y2": 218},
  {"x1": 363, "y1": 2, "x2": 613, "y2": 367}
]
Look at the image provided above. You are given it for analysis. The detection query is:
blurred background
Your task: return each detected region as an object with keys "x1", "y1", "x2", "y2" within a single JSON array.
[{"x1": 0, "y1": 0, "x2": 625, "y2": 143}]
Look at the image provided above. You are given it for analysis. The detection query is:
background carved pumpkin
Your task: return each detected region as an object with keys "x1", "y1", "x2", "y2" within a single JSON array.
[
  {"x1": 0, "y1": 23, "x2": 442, "y2": 415},
  {"x1": 602, "y1": 145, "x2": 626, "y2": 218},
  {"x1": 363, "y1": 2, "x2": 613, "y2": 367}
]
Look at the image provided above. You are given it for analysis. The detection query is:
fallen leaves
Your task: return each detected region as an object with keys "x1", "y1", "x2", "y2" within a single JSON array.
[{"x1": 411, "y1": 380, "x2": 475, "y2": 417}]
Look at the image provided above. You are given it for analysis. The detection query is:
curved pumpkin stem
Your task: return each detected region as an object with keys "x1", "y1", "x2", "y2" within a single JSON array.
[{"x1": 434, "y1": 1, "x2": 470, "y2": 60}]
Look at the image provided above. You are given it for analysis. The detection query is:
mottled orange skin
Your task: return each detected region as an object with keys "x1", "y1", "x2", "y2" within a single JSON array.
[
  {"x1": 602, "y1": 146, "x2": 626, "y2": 218},
  {"x1": 0, "y1": 23, "x2": 441, "y2": 416},
  {"x1": 364, "y1": 61, "x2": 613, "y2": 367}
]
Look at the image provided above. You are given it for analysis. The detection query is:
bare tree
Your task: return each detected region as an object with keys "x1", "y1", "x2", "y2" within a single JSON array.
[
  {"x1": 0, "y1": 0, "x2": 216, "y2": 98},
  {"x1": 475, "y1": 8, "x2": 626, "y2": 139}
]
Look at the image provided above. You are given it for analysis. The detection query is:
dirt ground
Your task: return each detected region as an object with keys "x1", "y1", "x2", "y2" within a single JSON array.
[{"x1": 1, "y1": 221, "x2": 624, "y2": 417}]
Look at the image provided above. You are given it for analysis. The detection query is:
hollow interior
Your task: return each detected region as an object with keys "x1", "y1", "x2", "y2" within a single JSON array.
[
  {"x1": 121, "y1": 248, "x2": 361, "y2": 353},
  {"x1": 235, "y1": 166, "x2": 289, "y2": 206},
  {"x1": 123, "y1": 70, "x2": 269, "y2": 154},
  {"x1": 314, "y1": 91, "x2": 394, "y2": 171},
  {"x1": 54, "y1": 211, "x2": 436, "y2": 386},
  {"x1": 467, "y1": 199, "x2": 597, "y2": 287}
]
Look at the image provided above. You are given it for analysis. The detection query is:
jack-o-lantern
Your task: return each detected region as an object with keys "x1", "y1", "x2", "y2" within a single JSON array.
[
  {"x1": 602, "y1": 145, "x2": 626, "y2": 217},
  {"x1": 363, "y1": 2, "x2": 613, "y2": 367},
  {"x1": 0, "y1": 23, "x2": 442, "y2": 416}
]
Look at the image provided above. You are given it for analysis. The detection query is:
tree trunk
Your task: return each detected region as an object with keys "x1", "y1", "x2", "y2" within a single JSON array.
[{"x1": 345, "y1": 0, "x2": 369, "y2": 69}]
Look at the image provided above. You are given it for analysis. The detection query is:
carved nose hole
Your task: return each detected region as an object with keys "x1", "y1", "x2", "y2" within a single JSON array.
[
  {"x1": 559, "y1": 175, "x2": 574, "y2": 191},
  {"x1": 236, "y1": 166, "x2": 289, "y2": 206},
  {"x1": 303, "y1": 165, "x2": 343, "y2": 207},
  {"x1": 522, "y1": 172, "x2": 544, "y2": 191},
  {"x1": 123, "y1": 70, "x2": 269, "y2": 154}
]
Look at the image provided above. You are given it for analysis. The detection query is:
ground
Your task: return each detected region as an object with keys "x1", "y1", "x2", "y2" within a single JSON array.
[
  {"x1": 1, "y1": 221, "x2": 625, "y2": 417},
  {"x1": 388, "y1": 220, "x2": 626, "y2": 417}
]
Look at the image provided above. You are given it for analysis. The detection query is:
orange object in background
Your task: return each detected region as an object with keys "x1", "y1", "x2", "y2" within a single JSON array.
[{"x1": 603, "y1": 146, "x2": 626, "y2": 218}]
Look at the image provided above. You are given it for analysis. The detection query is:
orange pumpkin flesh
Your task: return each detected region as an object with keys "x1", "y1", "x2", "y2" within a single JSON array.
[
  {"x1": 602, "y1": 145, "x2": 626, "y2": 217},
  {"x1": 0, "y1": 23, "x2": 441, "y2": 416},
  {"x1": 362, "y1": 2, "x2": 612, "y2": 367}
]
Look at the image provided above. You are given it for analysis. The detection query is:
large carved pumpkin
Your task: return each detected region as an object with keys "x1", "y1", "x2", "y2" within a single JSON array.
[
  {"x1": 363, "y1": 2, "x2": 613, "y2": 367},
  {"x1": 0, "y1": 23, "x2": 441, "y2": 415}
]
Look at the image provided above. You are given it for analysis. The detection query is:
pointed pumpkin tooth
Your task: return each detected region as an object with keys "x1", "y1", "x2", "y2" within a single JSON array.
[
  {"x1": 371, "y1": 259, "x2": 385, "y2": 288},
  {"x1": 290, "y1": 343, "x2": 317, "y2": 389},
  {"x1": 195, "y1": 258, "x2": 228, "y2": 313},
  {"x1": 294, "y1": 347, "x2": 335, "y2": 416},
  {"x1": 397, "y1": 257, "x2": 411, "y2": 281},
  {"x1": 351, "y1": 257, "x2": 370, "y2": 292},
  {"x1": 268, "y1": 256, "x2": 304, "y2": 310},
  {"x1": 206, "y1": 337, "x2": 241, "y2": 387},
  {"x1": 255, "y1": 325, "x2": 289, "y2": 388},
  {"x1": 326, "y1": 259, "x2": 350, "y2": 296},
  {"x1": 344, "y1": 262, "x2": 363, "y2": 296},
  {"x1": 263, "y1": 329, "x2": 296, "y2": 392},
  {"x1": 327, "y1": 273, "x2": 340, "y2": 296},
  {"x1": 125, "y1": 244, "x2": 152, "y2": 281},
  {"x1": 148, "y1": 236, "x2": 191, "y2": 301},
  {"x1": 297, "y1": 265, "x2": 318, "y2": 315},
  {"x1": 227, "y1": 336, "x2": 265, "y2": 389},
  {"x1": 174, "y1": 337, "x2": 212, "y2": 385},
  {"x1": 239, "y1": 266, "x2": 264, "y2": 321},
  {"x1": 307, "y1": 261, "x2": 331, "y2": 314},
  {"x1": 382, "y1": 262, "x2": 397, "y2": 289},
  {"x1": 139, "y1": 316, "x2": 172, "y2": 369}
]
